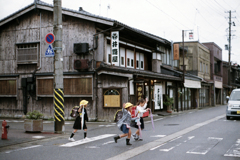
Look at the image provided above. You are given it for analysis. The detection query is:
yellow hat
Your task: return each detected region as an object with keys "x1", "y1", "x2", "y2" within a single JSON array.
[
  {"x1": 80, "y1": 100, "x2": 88, "y2": 106},
  {"x1": 125, "y1": 102, "x2": 133, "y2": 109}
]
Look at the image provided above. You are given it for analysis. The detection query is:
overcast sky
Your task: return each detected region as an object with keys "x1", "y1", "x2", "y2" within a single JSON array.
[{"x1": 0, "y1": 0, "x2": 239, "y2": 64}]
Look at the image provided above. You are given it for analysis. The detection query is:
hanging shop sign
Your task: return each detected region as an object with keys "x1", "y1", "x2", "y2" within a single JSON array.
[
  {"x1": 173, "y1": 44, "x2": 179, "y2": 60},
  {"x1": 154, "y1": 83, "x2": 163, "y2": 110}
]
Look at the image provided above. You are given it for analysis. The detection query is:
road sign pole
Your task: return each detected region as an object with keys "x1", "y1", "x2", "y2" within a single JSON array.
[{"x1": 53, "y1": 0, "x2": 64, "y2": 133}]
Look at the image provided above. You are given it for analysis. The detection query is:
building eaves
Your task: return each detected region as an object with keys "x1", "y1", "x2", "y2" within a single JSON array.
[
  {"x1": 98, "y1": 63, "x2": 181, "y2": 81},
  {"x1": 161, "y1": 65, "x2": 202, "y2": 81}
]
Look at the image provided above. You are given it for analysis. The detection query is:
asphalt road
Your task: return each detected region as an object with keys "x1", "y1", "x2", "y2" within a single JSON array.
[{"x1": 1, "y1": 105, "x2": 240, "y2": 160}]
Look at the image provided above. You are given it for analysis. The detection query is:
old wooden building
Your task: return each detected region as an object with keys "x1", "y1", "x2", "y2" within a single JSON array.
[{"x1": 0, "y1": 1, "x2": 183, "y2": 121}]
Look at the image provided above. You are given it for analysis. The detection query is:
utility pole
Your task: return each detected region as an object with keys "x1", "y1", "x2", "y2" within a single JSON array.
[
  {"x1": 53, "y1": 0, "x2": 64, "y2": 133},
  {"x1": 228, "y1": 10, "x2": 231, "y2": 86},
  {"x1": 226, "y1": 10, "x2": 236, "y2": 87},
  {"x1": 182, "y1": 30, "x2": 185, "y2": 83}
]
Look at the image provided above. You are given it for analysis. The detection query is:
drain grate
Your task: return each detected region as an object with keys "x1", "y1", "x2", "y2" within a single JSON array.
[{"x1": 164, "y1": 124, "x2": 179, "y2": 126}]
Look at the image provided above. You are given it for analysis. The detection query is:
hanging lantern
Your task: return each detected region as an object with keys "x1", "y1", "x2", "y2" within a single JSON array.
[{"x1": 189, "y1": 32, "x2": 194, "y2": 39}]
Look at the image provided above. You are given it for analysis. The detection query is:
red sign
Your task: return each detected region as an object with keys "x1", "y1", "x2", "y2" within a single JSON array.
[{"x1": 45, "y1": 33, "x2": 55, "y2": 44}]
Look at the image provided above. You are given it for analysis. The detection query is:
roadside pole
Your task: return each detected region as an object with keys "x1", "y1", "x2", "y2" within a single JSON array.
[{"x1": 53, "y1": 0, "x2": 64, "y2": 133}]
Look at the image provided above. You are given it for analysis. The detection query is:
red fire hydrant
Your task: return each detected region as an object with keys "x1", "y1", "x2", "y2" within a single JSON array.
[{"x1": 2, "y1": 120, "x2": 9, "y2": 140}]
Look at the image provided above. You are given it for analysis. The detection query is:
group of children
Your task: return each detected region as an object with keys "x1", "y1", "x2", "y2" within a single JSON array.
[{"x1": 69, "y1": 98, "x2": 150, "y2": 146}]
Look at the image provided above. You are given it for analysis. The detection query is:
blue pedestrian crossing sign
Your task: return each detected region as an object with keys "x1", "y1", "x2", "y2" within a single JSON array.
[{"x1": 45, "y1": 45, "x2": 54, "y2": 57}]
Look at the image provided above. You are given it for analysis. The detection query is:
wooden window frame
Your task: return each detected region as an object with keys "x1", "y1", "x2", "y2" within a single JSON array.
[
  {"x1": 16, "y1": 42, "x2": 39, "y2": 64},
  {"x1": 36, "y1": 76, "x2": 93, "y2": 98},
  {"x1": 0, "y1": 78, "x2": 18, "y2": 99}
]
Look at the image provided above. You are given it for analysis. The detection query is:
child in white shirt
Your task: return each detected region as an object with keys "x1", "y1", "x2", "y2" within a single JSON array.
[{"x1": 132, "y1": 98, "x2": 150, "y2": 141}]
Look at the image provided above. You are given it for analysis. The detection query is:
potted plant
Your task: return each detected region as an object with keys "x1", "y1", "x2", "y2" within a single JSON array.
[
  {"x1": 163, "y1": 95, "x2": 174, "y2": 113},
  {"x1": 24, "y1": 110, "x2": 43, "y2": 132}
]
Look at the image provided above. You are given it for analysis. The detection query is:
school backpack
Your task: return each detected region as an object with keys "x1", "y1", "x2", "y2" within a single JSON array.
[
  {"x1": 114, "y1": 109, "x2": 123, "y2": 122},
  {"x1": 70, "y1": 106, "x2": 79, "y2": 118}
]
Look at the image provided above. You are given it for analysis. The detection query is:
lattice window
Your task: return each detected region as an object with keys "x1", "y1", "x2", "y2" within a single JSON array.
[{"x1": 17, "y1": 43, "x2": 38, "y2": 64}]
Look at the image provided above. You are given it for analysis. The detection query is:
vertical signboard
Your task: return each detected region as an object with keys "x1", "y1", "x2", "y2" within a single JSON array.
[
  {"x1": 154, "y1": 83, "x2": 163, "y2": 110},
  {"x1": 173, "y1": 44, "x2": 179, "y2": 60},
  {"x1": 137, "y1": 84, "x2": 143, "y2": 101},
  {"x1": 189, "y1": 32, "x2": 194, "y2": 39},
  {"x1": 111, "y1": 31, "x2": 119, "y2": 66}
]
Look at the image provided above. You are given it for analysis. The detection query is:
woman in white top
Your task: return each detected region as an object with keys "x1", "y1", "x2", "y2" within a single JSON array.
[{"x1": 132, "y1": 98, "x2": 150, "y2": 141}]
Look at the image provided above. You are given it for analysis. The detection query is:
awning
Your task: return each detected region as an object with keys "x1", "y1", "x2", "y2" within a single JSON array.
[
  {"x1": 215, "y1": 81, "x2": 222, "y2": 89},
  {"x1": 184, "y1": 79, "x2": 201, "y2": 88}
]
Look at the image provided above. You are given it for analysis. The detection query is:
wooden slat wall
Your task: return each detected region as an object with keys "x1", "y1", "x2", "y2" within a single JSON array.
[
  {"x1": 97, "y1": 74, "x2": 128, "y2": 121},
  {"x1": 64, "y1": 78, "x2": 92, "y2": 95},
  {"x1": 37, "y1": 79, "x2": 53, "y2": 95}
]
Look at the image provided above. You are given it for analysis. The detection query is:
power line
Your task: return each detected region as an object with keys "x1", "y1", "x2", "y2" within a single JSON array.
[
  {"x1": 145, "y1": 0, "x2": 191, "y2": 30},
  {"x1": 168, "y1": 0, "x2": 195, "y2": 25},
  {"x1": 203, "y1": 0, "x2": 225, "y2": 16},
  {"x1": 221, "y1": 0, "x2": 235, "y2": 10},
  {"x1": 214, "y1": 0, "x2": 227, "y2": 11}
]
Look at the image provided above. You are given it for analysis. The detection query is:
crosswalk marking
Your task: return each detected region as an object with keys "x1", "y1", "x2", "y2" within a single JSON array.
[
  {"x1": 5, "y1": 145, "x2": 42, "y2": 154},
  {"x1": 160, "y1": 143, "x2": 182, "y2": 152},
  {"x1": 224, "y1": 139, "x2": 240, "y2": 157},
  {"x1": 187, "y1": 137, "x2": 223, "y2": 155},
  {"x1": 60, "y1": 134, "x2": 116, "y2": 147},
  {"x1": 150, "y1": 135, "x2": 166, "y2": 138}
]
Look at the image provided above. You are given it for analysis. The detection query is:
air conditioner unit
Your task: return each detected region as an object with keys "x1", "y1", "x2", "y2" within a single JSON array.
[
  {"x1": 74, "y1": 43, "x2": 89, "y2": 54},
  {"x1": 74, "y1": 59, "x2": 89, "y2": 70}
]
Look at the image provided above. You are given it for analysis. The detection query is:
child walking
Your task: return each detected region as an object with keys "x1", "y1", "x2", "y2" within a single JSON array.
[
  {"x1": 132, "y1": 98, "x2": 150, "y2": 141},
  {"x1": 113, "y1": 102, "x2": 138, "y2": 145},
  {"x1": 68, "y1": 100, "x2": 89, "y2": 141}
]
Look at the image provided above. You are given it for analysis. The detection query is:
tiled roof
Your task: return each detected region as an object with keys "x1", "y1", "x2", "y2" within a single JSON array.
[{"x1": 0, "y1": 0, "x2": 170, "y2": 45}]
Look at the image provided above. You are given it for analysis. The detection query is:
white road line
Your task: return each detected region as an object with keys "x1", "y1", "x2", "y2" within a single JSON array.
[
  {"x1": 102, "y1": 141, "x2": 115, "y2": 145},
  {"x1": 169, "y1": 136, "x2": 182, "y2": 142},
  {"x1": 224, "y1": 139, "x2": 240, "y2": 157},
  {"x1": 150, "y1": 144, "x2": 166, "y2": 151},
  {"x1": 153, "y1": 118, "x2": 164, "y2": 122},
  {"x1": 188, "y1": 136, "x2": 195, "y2": 140},
  {"x1": 60, "y1": 134, "x2": 116, "y2": 147},
  {"x1": 145, "y1": 118, "x2": 164, "y2": 124},
  {"x1": 107, "y1": 114, "x2": 225, "y2": 160},
  {"x1": 5, "y1": 145, "x2": 42, "y2": 154},
  {"x1": 159, "y1": 143, "x2": 182, "y2": 152},
  {"x1": 187, "y1": 137, "x2": 223, "y2": 155},
  {"x1": 150, "y1": 135, "x2": 166, "y2": 138}
]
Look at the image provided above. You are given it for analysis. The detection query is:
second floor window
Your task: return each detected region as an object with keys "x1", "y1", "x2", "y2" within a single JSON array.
[
  {"x1": 17, "y1": 43, "x2": 38, "y2": 64},
  {"x1": 127, "y1": 58, "x2": 130, "y2": 66},
  {"x1": 200, "y1": 62, "x2": 202, "y2": 72},
  {"x1": 121, "y1": 57, "x2": 124, "y2": 65}
]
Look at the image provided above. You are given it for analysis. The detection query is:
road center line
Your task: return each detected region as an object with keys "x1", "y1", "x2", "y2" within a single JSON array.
[{"x1": 106, "y1": 114, "x2": 225, "y2": 160}]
